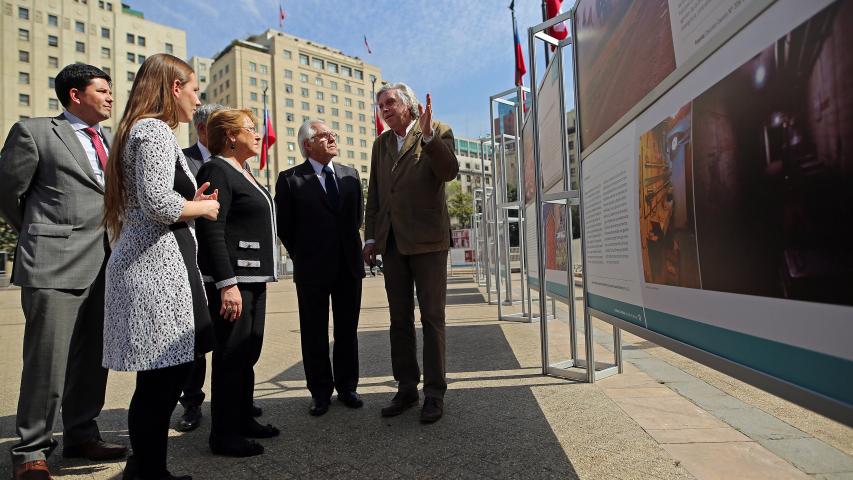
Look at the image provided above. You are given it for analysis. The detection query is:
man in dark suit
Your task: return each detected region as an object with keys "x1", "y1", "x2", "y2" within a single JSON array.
[
  {"x1": 0, "y1": 64, "x2": 127, "y2": 480},
  {"x1": 175, "y1": 102, "x2": 224, "y2": 432},
  {"x1": 275, "y1": 119, "x2": 365, "y2": 417},
  {"x1": 363, "y1": 83, "x2": 458, "y2": 424}
]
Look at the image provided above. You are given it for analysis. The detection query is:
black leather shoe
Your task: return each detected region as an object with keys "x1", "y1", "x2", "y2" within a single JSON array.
[
  {"x1": 380, "y1": 390, "x2": 419, "y2": 417},
  {"x1": 251, "y1": 403, "x2": 262, "y2": 417},
  {"x1": 175, "y1": 405, "x2": 202, "y2": 432},
  {"x1": 309, "y1": 398, "x2": 330, "y2": 417},
  {"x1": 63, "y1": 439, "x2": 127, "y2": 460},
  {"x1": 420, "y1": 397, "x2": 444, "y2": 424},
  {"x1": 241, "y1": 419, "x2": 280, "y2": 438},
  {"x1": 209, "y1": 435, "x2": 264, "y2": 457},
  {"x1": 337, "y1": 391, "x2": 364, "y2": 409}
]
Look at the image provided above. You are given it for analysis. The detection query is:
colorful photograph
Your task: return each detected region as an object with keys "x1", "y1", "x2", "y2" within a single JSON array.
[
  {"x1": 692, "y1": 1, "x2": 853, "y2": 306},
  {"x1": 638, "y1": 103, "x2": 700, "y2": 288},
  {"x1": 576, "y1": 0, "x2": 677, "y2": 151},
  {"x1": 543, "y1": 203, "x2": 569, "y2": 272}
]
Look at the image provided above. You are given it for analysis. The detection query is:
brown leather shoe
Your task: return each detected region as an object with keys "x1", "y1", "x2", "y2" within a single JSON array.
[
  {"x1": 420, "y1": 397, "x2": 444, "y2": 424},
  {"x1": 380, "y1": 390, "x2": 419, "y2": 417},
  {"x1": 13, "y1": 460, "x2": 52, "y2": 480},
  {"x1": 62, "y1": 439, "x2": 128, "y2": 461}
]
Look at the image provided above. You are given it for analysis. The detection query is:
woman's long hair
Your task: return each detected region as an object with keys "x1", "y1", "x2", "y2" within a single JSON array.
[{"x1": 103, "y1": 53, "x2": 194, "y2": 238}]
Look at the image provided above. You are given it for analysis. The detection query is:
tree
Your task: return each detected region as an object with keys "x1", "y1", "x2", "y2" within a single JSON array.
[
  {"x1": 0, "y1": 218, "x2": 17, "y2": 262},
  {"x1": 446, "y1": 180, "x2": 473, "y2": 228}
]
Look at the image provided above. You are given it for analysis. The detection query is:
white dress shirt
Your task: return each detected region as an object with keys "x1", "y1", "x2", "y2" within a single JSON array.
[
  {"x1": 64, "y1": 110, "x2": 108, "y2": 185},
  {"x1": 308, "y1": 157, "x2": 338, "y2": 193}
]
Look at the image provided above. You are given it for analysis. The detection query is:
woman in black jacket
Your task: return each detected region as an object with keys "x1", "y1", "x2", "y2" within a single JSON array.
[{"x1": 196, "y1": 108, "x2": 278, "y2": 457}]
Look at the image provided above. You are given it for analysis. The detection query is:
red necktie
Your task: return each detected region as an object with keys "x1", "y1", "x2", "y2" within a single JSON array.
[{"x1": 83, "y1": 127, "x2": 108, "y2": 170}]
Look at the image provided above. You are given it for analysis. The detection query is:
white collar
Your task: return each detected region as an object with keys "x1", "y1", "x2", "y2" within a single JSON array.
[
  {"x1": 63, "y1": 110, "x2": 101, "y2": 133},
  {"x1": 394, "y1": 120, "x2": 416, "y2": 142},
  {"x1": 308, "y1": 157, "x2": 335, "y2": 175}
]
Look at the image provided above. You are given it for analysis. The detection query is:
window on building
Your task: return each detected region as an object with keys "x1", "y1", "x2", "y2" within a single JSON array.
[
  {"x1": 49, "y1": 98, "x2": 59, "y2": 110},
  {"x1": 358, "y1": 101, "x2": 365, "y2": 109},
  {"x1": 360, "y1": 139, "x2": 367, "y2": 147},
  {"x1": 284, "y1": 83, "x2": 292, "y2": 93},
  {"x1": 19, "y1": 94, "x2": 30, "y2": 106},
  {"x1": 344, "y1": 84, "x2": 352, "y2": 93},
  {"x1": 330, "y1": 81, "x2": 338, "y2": 90},
  {"x1": 317, "y1": 105, "x2": 325, "y2": 114},
  {"x1": 224, "y1": 65, "x2": 229, "y2": 73},
  {"x1": 249, "y1": 62, "x2": 257, "y2": 72},
  {"x1": 127, "y1": 33, "x2": 135, "y2": 44},
  {"x1": 260, "y1": 65, "x2": 268, "y2": 75},
  {"x1": 225, "y1": 80, "x2": 230, "y2": 88},
  {"x1": 18, "y1": 7, "x2": 29, "y2": 20},
  {"x1": 329, "y1": 94, "x2": 337, "y2": 104},
  {"x1": 48, "y1": 35, "x2": 59, "y2": 47},
  {"x1": 19, "y1": 51, "x2": 30, "y2": 63},
  {"x1": 286, "y1": 127, "x2": 295, "y2": 136},
  {"x1": 359, "y1": 126, "x2": 366, "y2": 134},
  {"x1": 358, "y1": 88, "x2": 365, "y2": 96},
  {"x1": 48, "y1": 56, "x2": 58, "y2": 68},
  {"x1": 358, "y1": 113, "x2": 366, "y2": 122},
  {"x1": 354, "y1": 70, "x2": 363, "y2": 80},
  {"x1": 285, "y1": 98, "x2": 294, "y2": 107},
  {"x1": 301, "y1": 102, "x2": 309, "y2": 111},
  {"x1": 327, "y1": 62, "x2": 339, "y2": 74},
  {"x1": 288, "y1": 156, "x2": 296, "y2": 165},
  {"x1": 284, "y1": 69, "x2": 292, "y2": 79},
  {"x1": 165, "y1": 43, "x2": 173, "y2": 54},
  {"x1": 299, "y1": 53, "x2": 309, "y2": 65},
  {"x1": 18, "y1": 72, "x2": 30, "y2": 85},
  {"x1": 48, "y1": 14, "x2": 58, "y2": 27},
  {"x1": 315, "y1": 77, "x2": 323, "y2": 87},
  {"x1": 347, "y1": 151, "x2": 354, "y2": 158},
  {"x1": 346, "y1": 137, "x2": 353, "y2": 145},
  {"x1": 127, "y1": 71, "x2": 135, "y2": 81},
  {"x1": 137, "y1": 36, "x2": 146, "y2": 46},
  {"x1": 300, "y1": 88, "x2": 309, "y2": 97},
  {"x1": 107, "y1": 2, "x2": 113, "y2": 11},
  {"x1": 345, "y1": 111, "x2": 353, "y2": 119},
  {"x1": 287, "y1": 142, "x2": 296, "y2": 151},
  {"x1": 102, "y1": 66, "x2": 110, "y2": 75},
  {"x1": 282, "y1": 50, "x2": 292, "y2": 59},
  {"x1": 19, "y1": 29, "x2": 30, "y2": 41},
  {"x1": 250, "y1": 92, "x2": 258, "y2": 101},
  {"x1": 345, "y1": 124, "x2": 353, "y2": 132},
  {"x1": 286, "y1": 113, "x2": 294, "y2": 122},
  {"x1": 48, "y1": 77, "x2": 56, "y2": 88},
  {"x1": 137, "y1": 54, "x2": 145, "y2": 64},
  {"x1": 331, "y1": 108, "x2": 339, "y2": 117},
  {"x1": 332, "y1": 121, "x2": 340, "y2": 129},
  {"x1": 75, "y1": 21, "x2": 85, "y2": 33},
  {"x1": 341, "y1": 65, "x2": 352, "y2": 77},
  {"x1": 361, "y1": 165, "x2": 368, "y2": 173},
  {"x1": 300, "y1": 73, "x2": 308, "y2": 82},
  {"x1": 101, "y1": 27, "x2": 110, "y2": 38},
  {"x1": 316, "y1": 91, "x2": 324, "y2": 100},
  {"x1": 344, "y1": 98, "x2": 352, "y2": 107},
  {"x1": 360, "y1": 152, "x2": 367, "y2": 160},
  {"x1": 251, "y1": 107, "x2": 258, "y2": 116},
  {"x1": 127, "y1": 52, "x2": 135, "y2": 61},
  {"x1": 312, "y1": 58, "x2": 324, "y2": 70}
]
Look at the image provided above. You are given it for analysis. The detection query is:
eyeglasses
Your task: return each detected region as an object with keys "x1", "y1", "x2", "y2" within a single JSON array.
[
  {"x1": 240, "y1": 126, "x2": 258, "y2": 134},
  {"x1": 311, "y1": 131, "x2": 338, "y2": 142}
]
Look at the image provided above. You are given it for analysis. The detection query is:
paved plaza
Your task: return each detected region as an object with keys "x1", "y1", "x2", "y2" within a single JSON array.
[{"x1": 0, "y1": 274, "x2": 851, "y2": 479}]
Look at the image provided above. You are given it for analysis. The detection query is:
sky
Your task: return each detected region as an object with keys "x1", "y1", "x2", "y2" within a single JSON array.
[{"x1": 127, "y1": 0, "x2": 569, "y2": 139}]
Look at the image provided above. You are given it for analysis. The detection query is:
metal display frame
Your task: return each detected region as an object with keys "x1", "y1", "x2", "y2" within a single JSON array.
[{"x1": 528, "y1": 10, "x2": 621, "y2": 382}]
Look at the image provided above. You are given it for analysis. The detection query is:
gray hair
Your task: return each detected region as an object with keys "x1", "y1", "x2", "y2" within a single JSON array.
[
  {"x1": 297, "y1": 119, "x2": 325, "y2": 159},
  {"x1": 193, "y1": 103, "x2": 225, "y2": 130},
  {"x1": 377, "y1": 82, "x2": 420, "y2": 120}
]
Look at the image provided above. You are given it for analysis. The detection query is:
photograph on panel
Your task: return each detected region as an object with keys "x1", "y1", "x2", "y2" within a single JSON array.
[
  {"x1": 638, "y1": 103, "x2": 700, "y2": 288},
  {"x1": 543, "y1": 203, "x2": 569, "y2": 274},
  {"x1": 692, "y1": 1, "x2": 853, "y2": 306},
  {"x1": 575, "y1": 0, "x2": 677, "y2": 150}
]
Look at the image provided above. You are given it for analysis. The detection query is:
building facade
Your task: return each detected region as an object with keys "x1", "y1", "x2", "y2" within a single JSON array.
[
  {"x1": 204, "y1": 29, "x2": 383, "y2": 189},
  {"x1": 1, "y1": 0, "x2": 188, "y2": 146}
]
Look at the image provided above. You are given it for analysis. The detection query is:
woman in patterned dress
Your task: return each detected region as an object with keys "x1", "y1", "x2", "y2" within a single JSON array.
[{"x1": 102, "y1": 53, "x2": 219, "y2": 480}]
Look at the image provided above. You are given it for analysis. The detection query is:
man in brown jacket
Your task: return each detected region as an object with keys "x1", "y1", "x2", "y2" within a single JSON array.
[{"x1": 363, "y1": 82, "x2": 459, "y2": 423}]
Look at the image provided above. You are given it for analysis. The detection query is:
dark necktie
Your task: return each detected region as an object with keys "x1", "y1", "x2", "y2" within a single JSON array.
[
  {"x1": 82, "y1": 127, "x2": 108, "y2": 170},
  {"x1": 323, "y1": 165, "x2": 339, "y2": 206}
]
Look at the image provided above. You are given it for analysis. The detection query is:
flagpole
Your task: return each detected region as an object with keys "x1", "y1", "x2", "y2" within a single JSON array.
[
  {"x1": 263, "y1": 86, "x2": 270, "y2": 190},
  {"x1": 371, "y1": 76, "x2": 378, "y2": 137},
  {"x1": 541, "y1": 0, "x2": 550, "y2": 66}
]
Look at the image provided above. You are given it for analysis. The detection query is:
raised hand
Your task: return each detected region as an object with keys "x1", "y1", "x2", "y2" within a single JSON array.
[{"x1": 418, "y1": 93, "x2": 433, "y2": 138}]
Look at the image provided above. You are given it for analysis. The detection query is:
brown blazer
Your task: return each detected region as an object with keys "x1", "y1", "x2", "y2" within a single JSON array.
[{"x1": 364, "y1": 120, "x2": 459, "y2": 255}]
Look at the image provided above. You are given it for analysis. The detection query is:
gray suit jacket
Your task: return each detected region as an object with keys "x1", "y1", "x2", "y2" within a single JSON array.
[
  {"x1": 0, "y1": 114, "x2": 109, "y2": 289},
  {"x1": 182, "y1": 143, "x2": 204, "y2": 177}
]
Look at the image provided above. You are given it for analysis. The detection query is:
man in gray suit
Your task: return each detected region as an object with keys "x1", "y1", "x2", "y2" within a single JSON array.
[
  {"x1": 0, "y1": 64, "x2": 126, "y2": 480},
  {"x1": 175, "y1": 102, "x2": 225, "y2": 432}
]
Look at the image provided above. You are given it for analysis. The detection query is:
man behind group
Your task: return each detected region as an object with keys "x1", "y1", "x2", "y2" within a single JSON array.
[
  {"x1": 362, "y1": 83, "x2": 459, "y2": 423},
  {"x1": 0, "y1": 64, "x2": 127, "y2": 480},
  {"x1": 175, "y1": 102, "x2": 224, "y2": 432},
  {"x1": 275, "y1": 119, "x2": 365, "y2": 417}
]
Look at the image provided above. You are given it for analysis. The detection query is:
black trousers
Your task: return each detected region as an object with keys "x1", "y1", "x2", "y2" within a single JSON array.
[
  {"x1": 178, "y1": 356, "x2": 206, "y2": 409},
  {"x1": 295, "y1": 256, "x2": 362, "y2": 400},
  {"x1": 208, "y1": 283, "x2": 266, "y2": 438},
  {"x1": 128, "y1": 361, "x2": 192, "y2": 480}
]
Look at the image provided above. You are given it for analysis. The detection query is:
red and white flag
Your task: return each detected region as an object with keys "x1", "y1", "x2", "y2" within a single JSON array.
[
  {"x1": 546, "y1": 0, "x2": 568, "y2": 50},
  {"x1": 278, "y1": 3, "x2": 286, "y2": 28},
  {"x1": 363, "y1": 34, "x2": 372, "y2": 54}
]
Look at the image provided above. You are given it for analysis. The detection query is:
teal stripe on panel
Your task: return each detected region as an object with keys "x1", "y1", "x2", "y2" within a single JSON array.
[
  {"x1": 644, "y1": 308, "x2": 853, "y2": 406},
  {"x1": 528, "y1": 277, "x2": 572, "y2": 301},
  {"x1": 587, "y1": 293, "x2": 646, "y2": 326}
]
